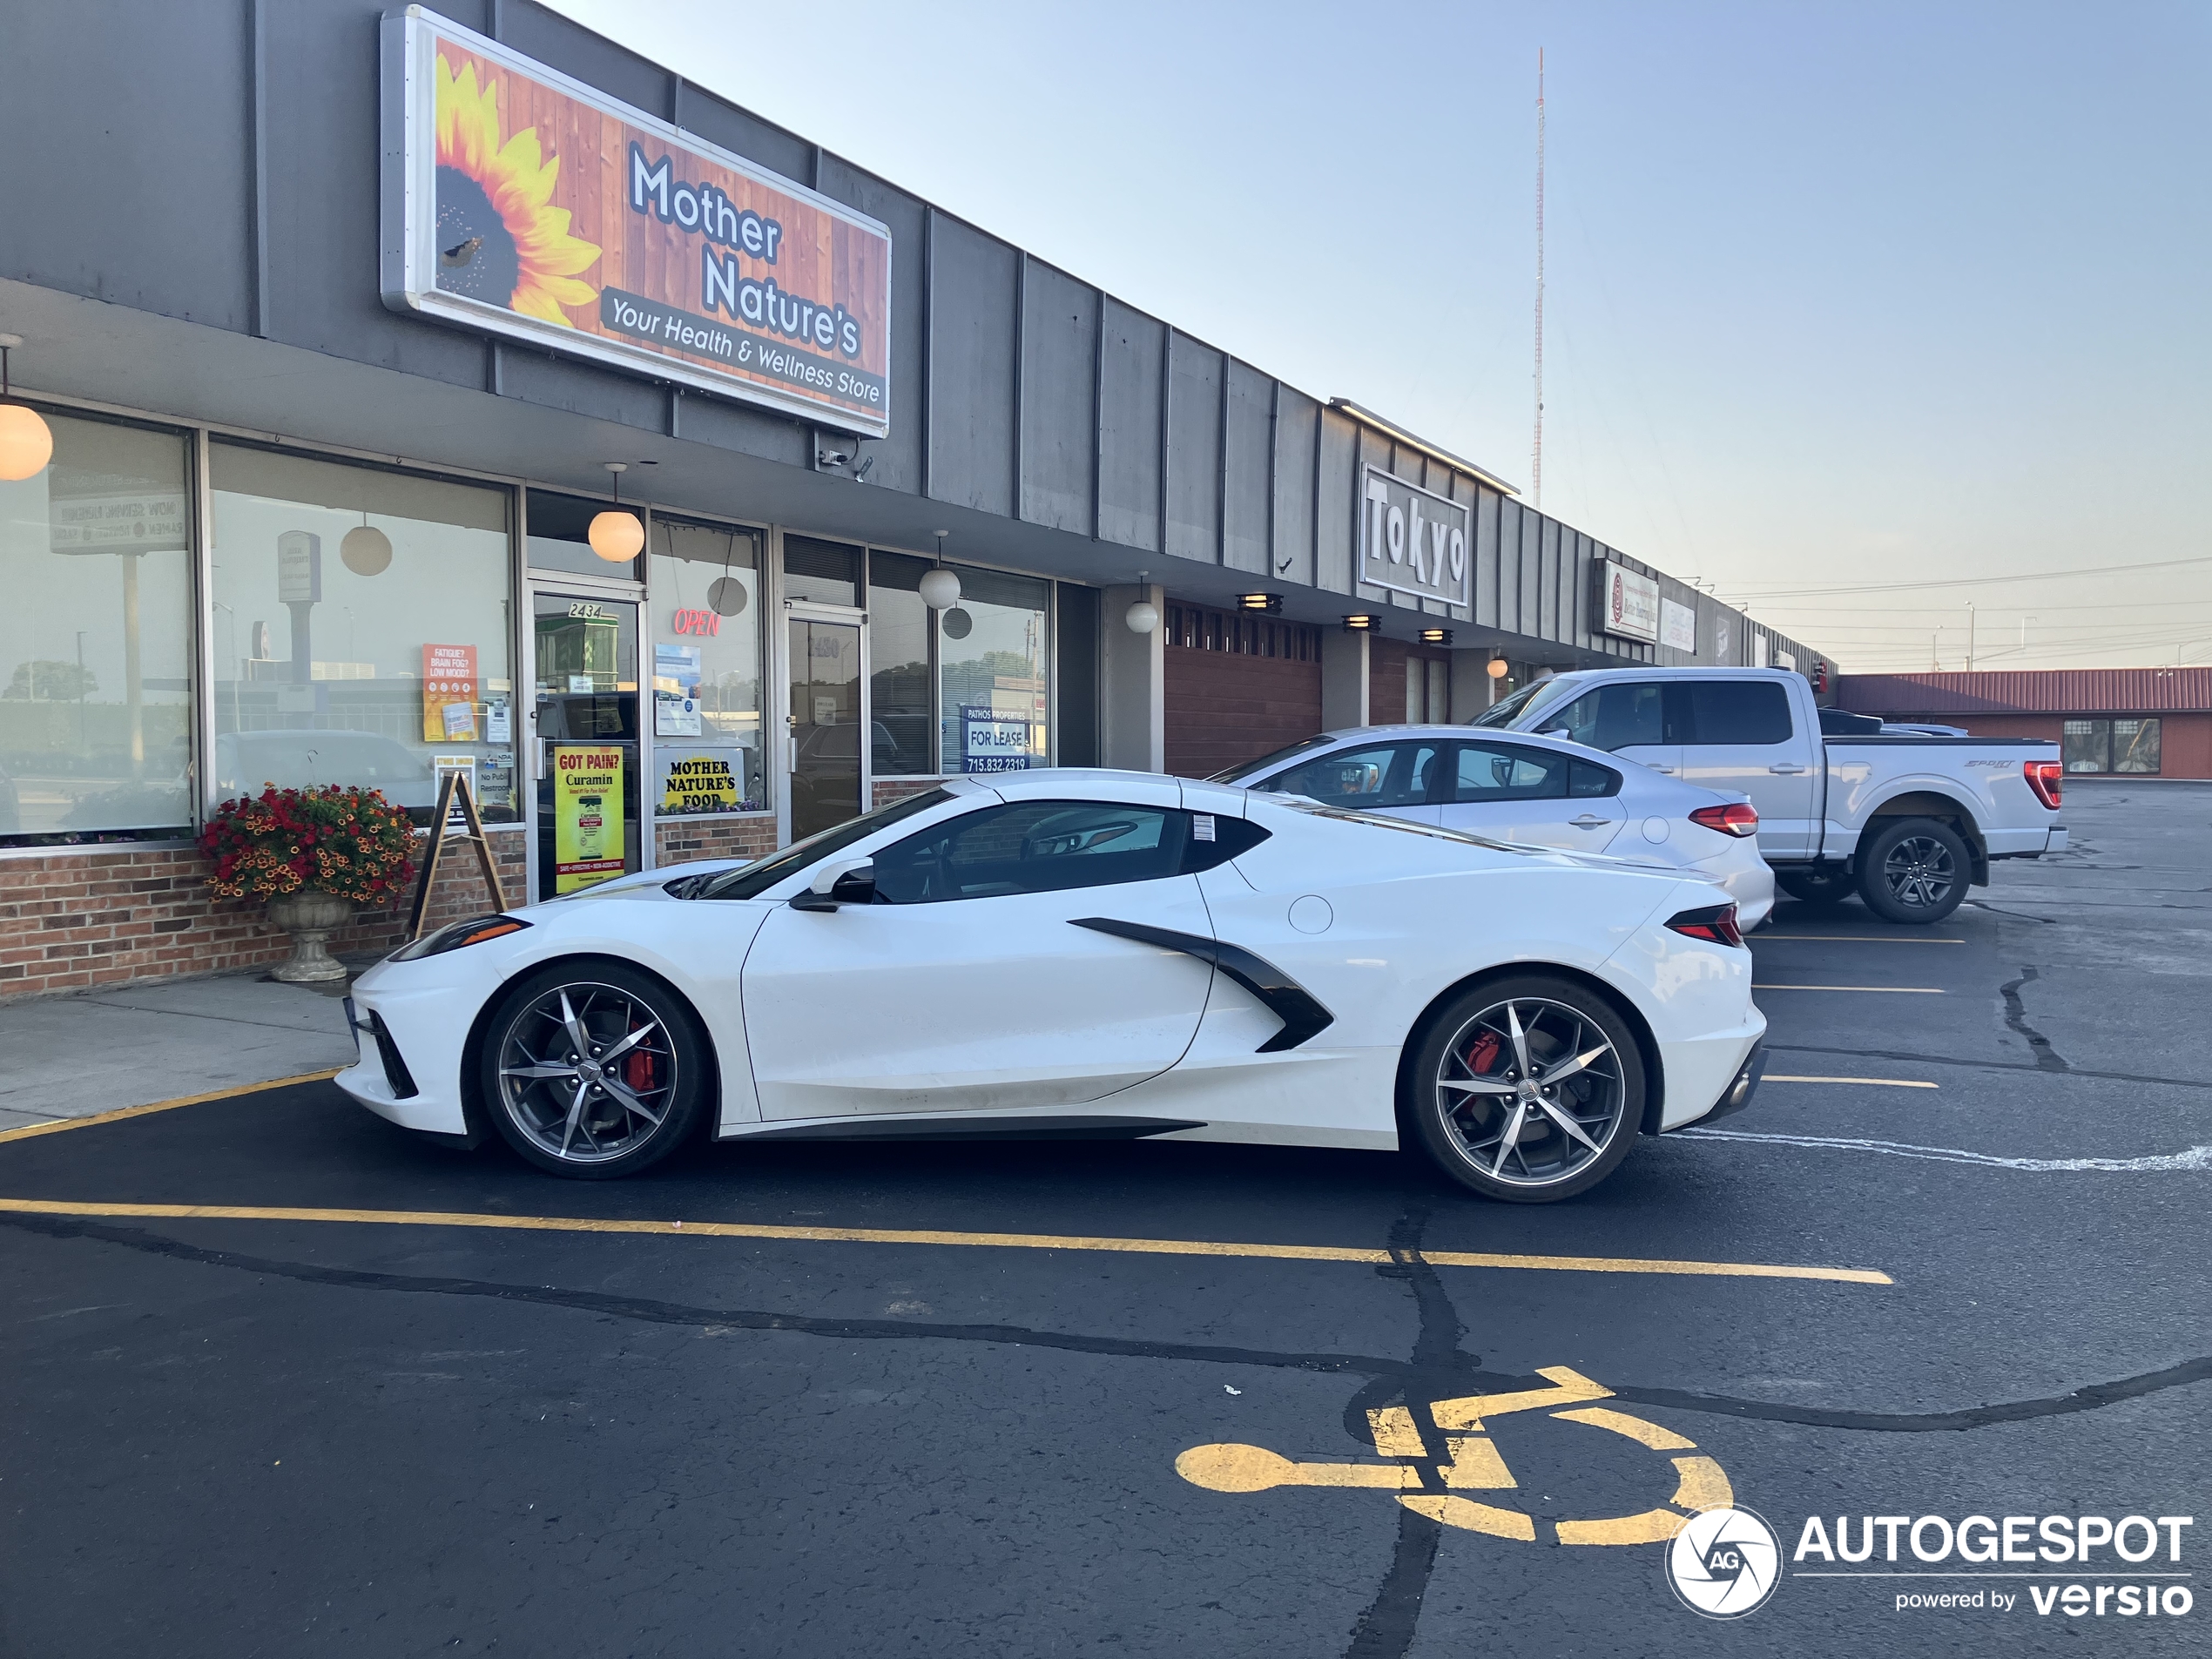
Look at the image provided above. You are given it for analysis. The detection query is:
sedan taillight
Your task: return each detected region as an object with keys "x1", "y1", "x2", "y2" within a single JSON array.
[
  {"x1": 2024, "y1": 760, "x2": 2063, "y2": 811},
  {"x1": 1667, "y1": 902, "x2": 1744, "y2": 948},
  {"x1": 1689, "y1": 801, "x2": 1760, "y2": 838}
]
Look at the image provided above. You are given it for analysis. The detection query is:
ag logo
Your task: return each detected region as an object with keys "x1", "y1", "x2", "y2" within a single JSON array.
[{"x1": 1665, "y1": 1506, "x2": 1781, "y2": 1619}]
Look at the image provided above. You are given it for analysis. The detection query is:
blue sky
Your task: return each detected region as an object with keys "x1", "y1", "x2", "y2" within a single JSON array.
[{"x1": 550, "y1": 1, "x2": 2211, "y2": 669}]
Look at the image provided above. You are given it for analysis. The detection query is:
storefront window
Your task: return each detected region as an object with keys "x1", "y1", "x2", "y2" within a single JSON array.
[
  {"x1": 209, "y1": 444, "x2": 516, "y2": 824},
  {"x1": 650, "y1": 516, "x2": 766, "y2": 813},
  {"x1": 0, "y1": 412, "x2": 194, "y2": 839},
  {"x1": 2063, "y1": 717, "x2": 2161, "y2": 775},
  {"x1": 940, "y1": 565, "x2": 1049, "y2": 772},
  {"x1": 869, "y1": 551, "x2": 934, "y2": 775},
  {"x1": 784, "y1": 536, "x2": 860, "y2": 606}
]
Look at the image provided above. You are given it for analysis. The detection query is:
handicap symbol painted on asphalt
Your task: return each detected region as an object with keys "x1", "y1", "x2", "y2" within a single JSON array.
[{"x1": 1176, "y1": 1366, "x2": 1732, "y2": 1545}]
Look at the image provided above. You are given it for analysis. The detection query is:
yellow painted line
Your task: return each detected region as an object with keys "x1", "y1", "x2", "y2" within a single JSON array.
[
  {"x1": 1551, "y1": 1406, "x2": 1698, "y2": 1452},
  {"x1": 1754, "y1": 984, "x2": 1946, "y2": 994},
  {"x1": 0, "y1": 1070, "x2": 344, "y2": 1144},
  {"x1": 1766, "y1": 1075, "x2": 1939, "y2": 1089},
  {"x1": 0, "y1": 1197, "x2": 1893, "y2": 1285},
  {"x1": 1757, "y1": 935, "x2": 1966, "y2": 945}
]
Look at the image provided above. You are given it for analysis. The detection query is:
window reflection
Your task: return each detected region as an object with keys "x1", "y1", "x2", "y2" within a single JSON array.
[
  {"x1": 940, "y1": 565, "x2": 1048, "y2": 772},
  {"x1": 0, "y1": 413, "x2": 193, "y2": 838}
]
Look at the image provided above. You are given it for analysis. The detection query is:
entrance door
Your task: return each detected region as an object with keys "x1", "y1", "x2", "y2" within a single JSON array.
[
  {"x1": 788, "y1": 615, "x2": 864, "y2": 840},
  {"x1": 532, "y1": 594, "x2": 642, "y2": 900}
]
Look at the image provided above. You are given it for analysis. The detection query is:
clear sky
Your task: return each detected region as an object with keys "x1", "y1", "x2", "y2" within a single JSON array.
[{"x1": 549, "y1": 0, "x2": 2211, "y2": 671}]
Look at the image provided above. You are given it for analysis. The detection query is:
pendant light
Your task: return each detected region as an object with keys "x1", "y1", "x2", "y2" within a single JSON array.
[
  {"x1": 340, "y1": 497, "x2": 393, "y2": 576},
  {"x1": 0, "y1": 335, "x2": 55, "y2": 483},
  {"x1": 919, "y1": 529, "x2": 961, "y2": 610},
  {"x1": 588, "y1": 462, "x2": 644, "y2": 563},
  {"x1": 1124, "y1": 569, "x2": 1159, "y2": 635}
]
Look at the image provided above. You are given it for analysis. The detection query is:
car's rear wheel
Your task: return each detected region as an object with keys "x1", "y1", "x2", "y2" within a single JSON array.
[
  {"x1": 1402, "y1": 975, "x2": 1644, "y2": 1203},
  {"x1": 479, "y1": 962, "x2": 710, "y2": 1178},
  {"x1": 1775, "y1": 866, "x2": 1853, "y2": 907},
  {"x1": 1854, "y1": 816, "x2": 1970, "y2": 925}
]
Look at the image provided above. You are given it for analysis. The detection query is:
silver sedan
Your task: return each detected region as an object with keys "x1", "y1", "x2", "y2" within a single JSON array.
[{"x1": 1213, "y1": 725, "x2": 1775, "y2": 928}]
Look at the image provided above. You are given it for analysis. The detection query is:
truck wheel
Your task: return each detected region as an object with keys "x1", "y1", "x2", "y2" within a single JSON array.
[
  {"x1": 1776, "y1": 867, "x2": 1853, "y2": 907},
  {"x1": 1856, "y1": 817, "x2": 1970, "y2": 925}
]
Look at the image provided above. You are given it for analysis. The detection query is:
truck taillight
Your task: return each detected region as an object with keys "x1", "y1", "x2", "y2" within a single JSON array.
[
  {"x1": 2024, "y1": 761, "x2": 2062, "y2": 811},
  {"x1": 1666, "y1": 902, "x2": 1744, "y2": 948},
  {"x1": 1689, "y1": 802, "x2": 1760, "y2": 838}
]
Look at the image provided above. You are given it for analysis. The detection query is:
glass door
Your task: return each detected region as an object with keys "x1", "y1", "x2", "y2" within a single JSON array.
[
  {"x1": 787, "y1": 614, "x2": 864, "y2": 840},
  {"x1": 533, "y1": 594, "x2": 642, "y2": 900}
]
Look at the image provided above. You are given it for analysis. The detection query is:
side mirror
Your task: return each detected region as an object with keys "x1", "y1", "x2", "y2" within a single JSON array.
[
  {"x1": 1537, "y1": 725, "x2": 1570, "y2": 740},
  {"x1": 789, "y1": 858, "x2": 875, "y2": 912}
]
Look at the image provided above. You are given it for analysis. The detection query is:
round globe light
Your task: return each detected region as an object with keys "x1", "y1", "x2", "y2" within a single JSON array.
[
  {"x1": 340, "y1": 523, "x2": 393, "y2": 577},
  {"x1": 0, "y1": 403, "x2": 53, "y2": 482},
  {"x1": 1487, "y1": 656, "x2": 1510, "y2": 679},
  {"x1": 587, "y1": 509, "x2": 644, "y2": 563},
  {"x1": 1124, "y1": 600, "x2": 1160, "y2": 636},
  {"x1": 918, "y1": 567, "x2": 961, "y2": 610}
]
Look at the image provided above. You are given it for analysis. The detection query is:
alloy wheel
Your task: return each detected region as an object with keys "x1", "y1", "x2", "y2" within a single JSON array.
[
  {"x1": 1433, "y1": 997, "x2": 1627, "y2": 1189},
  {"x1": 1881, "y1": 835, "x2": 1956, "y2": 912},
  {"x1": 495, "y1": 981, "x2": 679, "y2": 1165}
]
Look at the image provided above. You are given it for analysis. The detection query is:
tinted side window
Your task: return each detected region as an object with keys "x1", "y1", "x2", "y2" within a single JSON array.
[
  {"x1": 1452, "y1": 742, "x2": 1569, "y2": 802},
  {"x1": 1684, "y1": 682, "x2": 1793, "y2": 745},
  {"x1": 1568, "y1": 759, "x2": 1622, "y2": 798},
  {"x1": 1264, "y1": 743, "x2": 1444, "y2": 809},
  {"x1": 872, "y1": 799, "x2": 1189, "y2": 904},
  {"x1": 1547, "y1": 683, "x2": 1666, "y2": 752}
]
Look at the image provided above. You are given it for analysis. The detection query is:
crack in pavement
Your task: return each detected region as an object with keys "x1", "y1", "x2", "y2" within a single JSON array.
[
  {"x1": 7, "y1": 1212, "x2": 2206, "y2": 1429},
  {"x1": 1999, "y1": 967, "x2": 2071, "y2": 1073}
]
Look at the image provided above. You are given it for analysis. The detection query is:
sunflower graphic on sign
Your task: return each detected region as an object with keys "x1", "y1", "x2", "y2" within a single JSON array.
[{"x1": 433, "y1": 54, "x2": 601, "y2": 325}]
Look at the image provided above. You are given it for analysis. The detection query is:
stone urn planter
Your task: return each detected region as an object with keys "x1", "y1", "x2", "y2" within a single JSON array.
[
  {"x1": 265, "y1": 890, "x2": 356, "y2": 982},
  {"x1": 199, "y1": 785, "x2": 416, "y2": 988}
]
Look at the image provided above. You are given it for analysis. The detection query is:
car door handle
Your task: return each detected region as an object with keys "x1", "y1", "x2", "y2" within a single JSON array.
[
  {"x1": 1649, "y1": 766, "x2": 1676, "y2": 774},
  {"x1": 1568, "y1": 815, "x2": 1613, "y2": 829},
  {"x1": 1768, "y1": 764, "x2": 1809, "y2": 774}
]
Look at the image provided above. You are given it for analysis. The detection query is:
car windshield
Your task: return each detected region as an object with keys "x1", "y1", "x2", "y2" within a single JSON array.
[
  {"x1": 1208, "y1": 733, "x2": 1341, "y2": 784},
  {"x1": 677, "y1": 788, "x2": 954, "y2": 900},
  {"x1": 1471, "y1": 678, "x2": 1577, "y2": 730}
]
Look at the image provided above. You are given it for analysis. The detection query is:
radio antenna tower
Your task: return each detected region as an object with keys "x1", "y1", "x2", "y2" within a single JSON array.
[{"x1": 1532, "y1": 48, "x2": 1546, "y2": 509}]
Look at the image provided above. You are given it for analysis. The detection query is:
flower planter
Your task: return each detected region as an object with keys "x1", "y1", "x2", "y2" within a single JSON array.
[{"x1": 265, "y1": 891, "x2": 356, "y2": 983}]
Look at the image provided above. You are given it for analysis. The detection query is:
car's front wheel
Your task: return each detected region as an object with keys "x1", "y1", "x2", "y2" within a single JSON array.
[
  {"x1": 1854, "y1": 816, "x2": 1970, "y2": 925},
  {"x1": 478, "y1": 961, "x2": 711, "y2": 1178},
  {"x1": 1402, "y1": 975, "x2": 1645, "y2": 1203}
]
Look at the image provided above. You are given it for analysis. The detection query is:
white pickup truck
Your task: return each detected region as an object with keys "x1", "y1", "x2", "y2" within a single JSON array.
[{"x1": 1474, "y1": 666, "x2": 2067, "y2": 924}]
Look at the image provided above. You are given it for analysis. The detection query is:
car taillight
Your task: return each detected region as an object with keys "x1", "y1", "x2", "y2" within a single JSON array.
[
  {"x1": 2024, "y1": 760, "x2": 2062, "y2": 811},
  {"x1": 1689, "y1": 802, "x2": 1760, "y2": 838},
  {"x1": 1666, "y1": 902, "x2": 1744, "y2": 948}
]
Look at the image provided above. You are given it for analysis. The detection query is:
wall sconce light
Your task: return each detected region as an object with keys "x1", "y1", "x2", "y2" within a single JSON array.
[
  {"x1": 1419, "y1": 628, "x2": 1453, "y2": 645},
  {"x1": 1487, "y1": 655, "x2": 1511, "y2": 679},
  {"x1": 1236, "y1": 592, "x2": 1282, "y2": 613},
  {"x1": 1341, "y1": 614, "x2": 1379, "y2": 633},
  {"x1": 588, "y1": 462, "x2": 644, "y2": 563},
  {"x1": 0, "y1": 334, "x2": 54, "y2": 483}
]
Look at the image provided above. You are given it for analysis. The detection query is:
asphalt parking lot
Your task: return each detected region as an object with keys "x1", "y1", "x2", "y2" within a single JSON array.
[{"x1": 3, "y1": 781, "x2": 2206, "y2": 1657}]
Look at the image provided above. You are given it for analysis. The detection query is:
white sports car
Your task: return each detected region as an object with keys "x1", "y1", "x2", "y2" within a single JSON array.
[{"x1": 339, "y1": 771, "x2": 1767, "y2": 1202}]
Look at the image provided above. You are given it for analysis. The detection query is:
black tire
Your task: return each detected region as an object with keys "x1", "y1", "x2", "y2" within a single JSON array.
[
  {"x1": 1402, "y1": 974, "x2": 1646, "y2": 1204},
  {"x1": 1775, "y1": 866, "x2": 1854, "y2": 907},
  {"x1": 1855, "y1": 816, "x2": 1971, "y2": 925},
  {"x1": 476, "y1": 961, "x2": 711, "y2": 1178}
]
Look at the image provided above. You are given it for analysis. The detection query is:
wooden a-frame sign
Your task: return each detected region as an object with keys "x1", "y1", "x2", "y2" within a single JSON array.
[{"x1": 407, "y1": 770, "x2": 509, "y2": 939}]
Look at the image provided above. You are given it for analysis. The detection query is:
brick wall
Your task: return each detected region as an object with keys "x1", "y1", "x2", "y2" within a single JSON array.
[
  {"x1": 653, "y1": 813, "x2": 779, "y2": 867},
  {"x1": 873, "y1": 778, "x2": 949, "y2": 808},
  {"x1": 0, "y1": 832, "x2": 527, "y2": 1001}
]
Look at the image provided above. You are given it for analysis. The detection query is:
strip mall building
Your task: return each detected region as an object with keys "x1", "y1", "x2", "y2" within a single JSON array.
[{"x1": 0, "y1": 1, "x2": 1826, "y2": 997}]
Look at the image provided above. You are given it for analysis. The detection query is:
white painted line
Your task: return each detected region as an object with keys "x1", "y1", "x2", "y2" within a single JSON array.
[
  {"x1": 1753, "y1": 985, "x2": 1946, "y2": 994},
  {"x1": 1756, "y1": 935, "x2": 1967, "y2": 945},
  {"x1": 1764, "y1": 1076, "x2": 1939, "y2": 1089},
  {"x1": 1679, "y1": 1128, "x2": 2212, "y2": 1173}
]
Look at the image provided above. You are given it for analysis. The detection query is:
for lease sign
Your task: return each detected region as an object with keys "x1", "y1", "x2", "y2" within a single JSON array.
[{"x1": 381, "y1": 9, "x2": 893, "y2": 434}]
